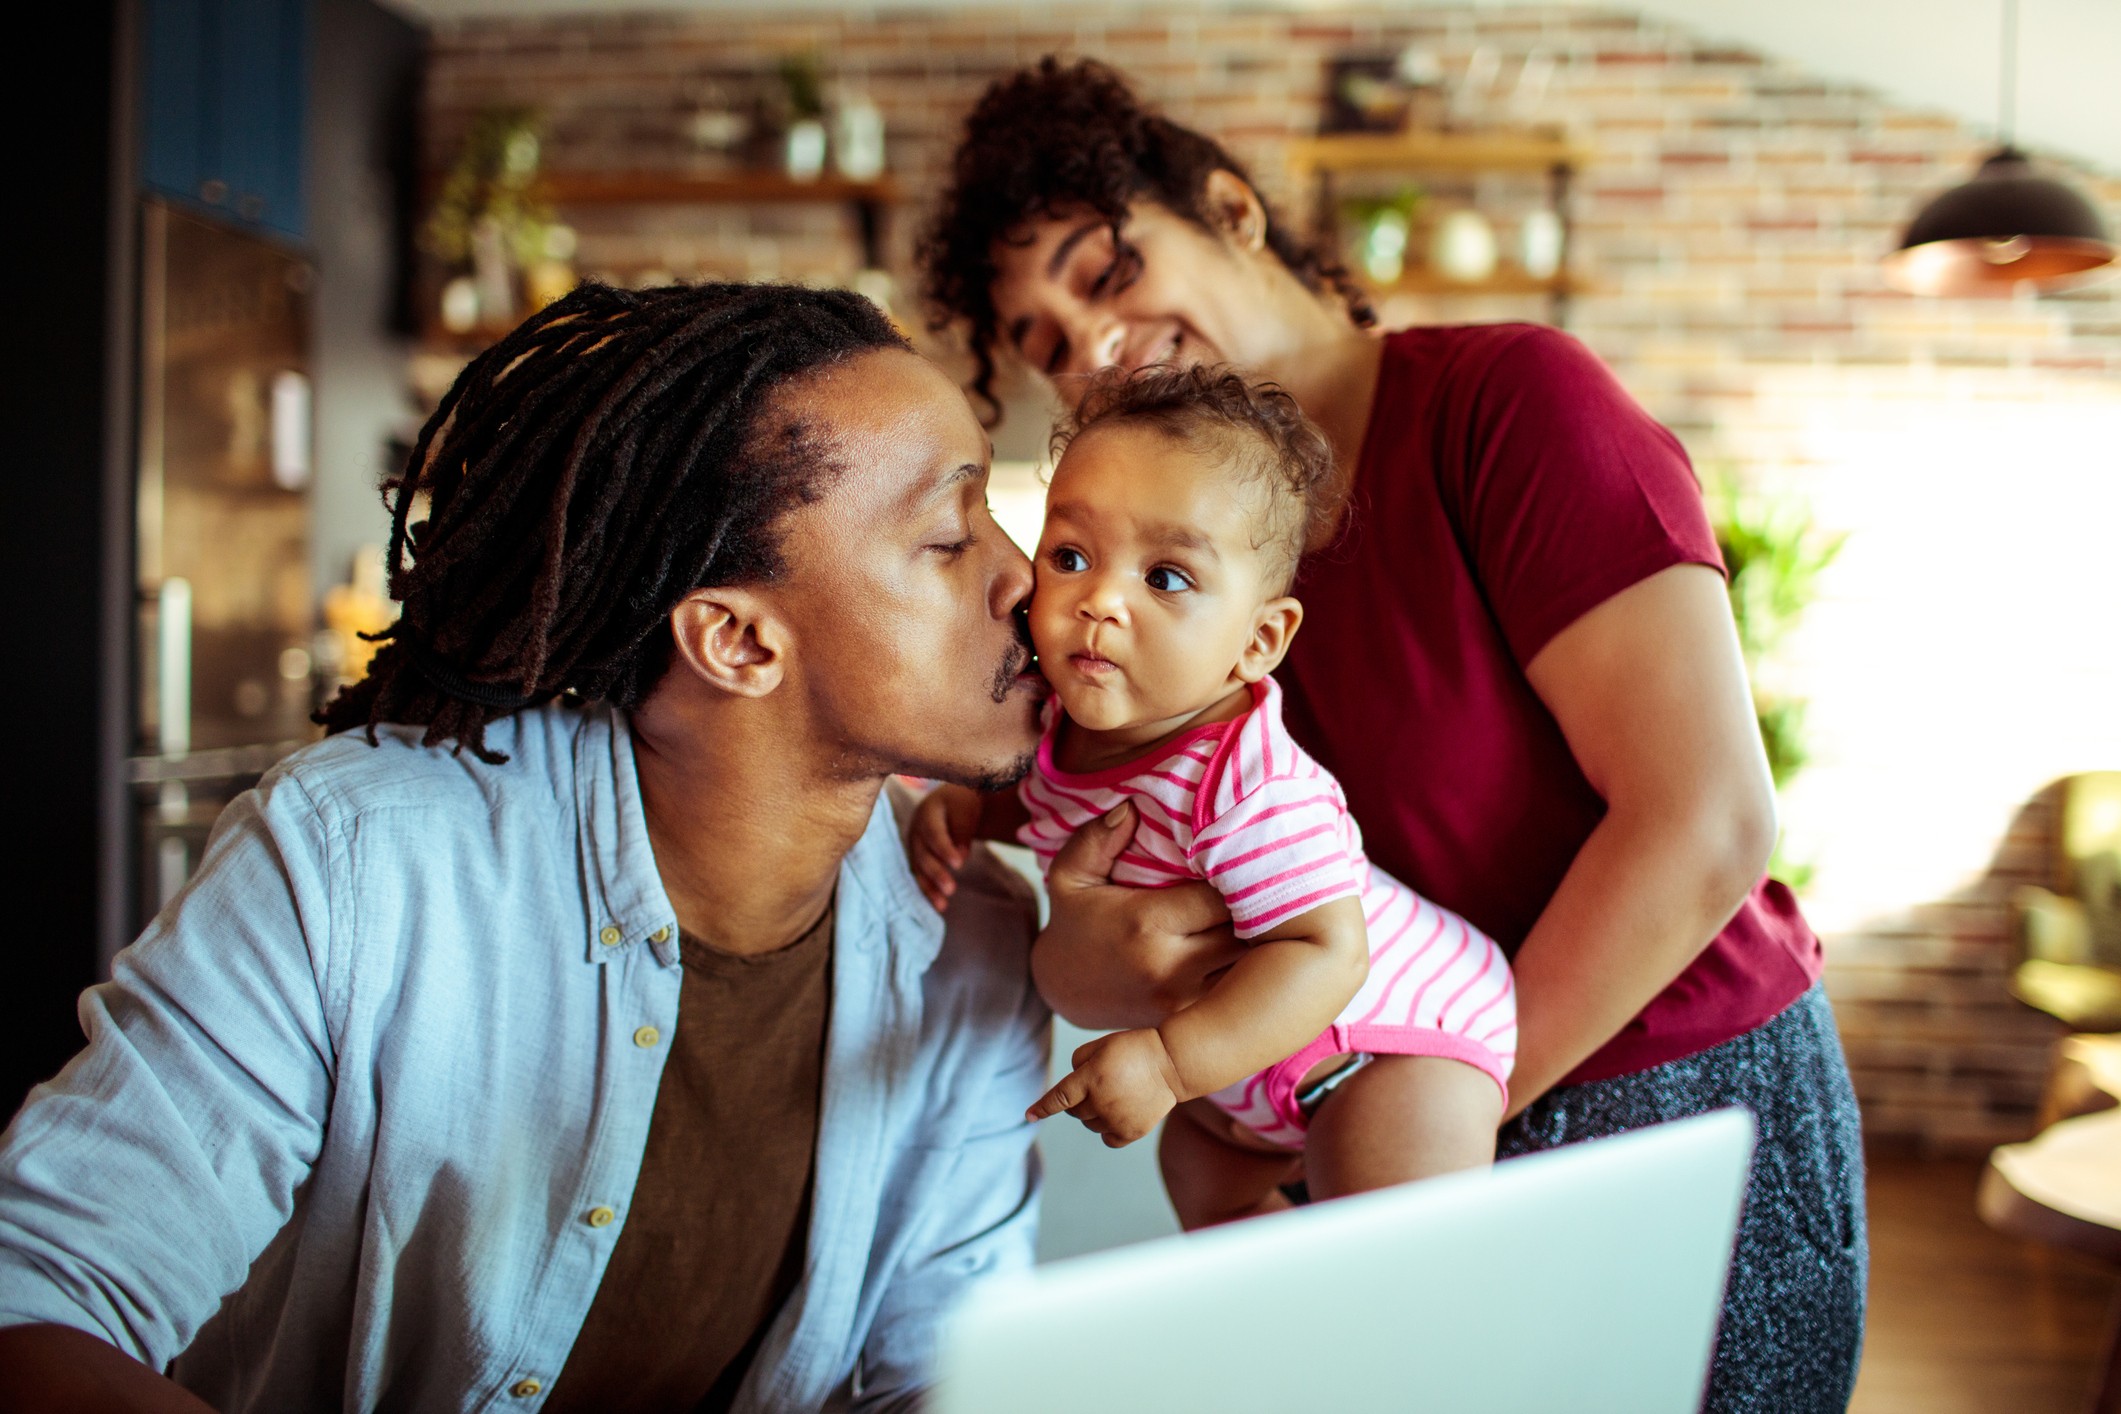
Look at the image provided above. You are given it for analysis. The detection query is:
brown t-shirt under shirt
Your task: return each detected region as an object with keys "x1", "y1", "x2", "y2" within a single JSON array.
[{"x1": 543, "y1": 900, "x2": 835, "y2": 1414}]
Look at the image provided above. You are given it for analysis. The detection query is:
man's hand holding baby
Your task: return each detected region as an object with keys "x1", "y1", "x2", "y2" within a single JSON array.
[{"x1": 1027, "y1": 1027, "x2": 1191, "y2": 1147}]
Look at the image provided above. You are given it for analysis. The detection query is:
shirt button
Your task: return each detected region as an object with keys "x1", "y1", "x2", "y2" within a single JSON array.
[
  {"x1": 586, "y1": 1205, "x2": 617, "y2": 1228},
  {"x1": 598, "y1": 925, "x2": 622, "y2": 947},
  {"x1": 649, "y1": 926, "x2": 671, "y2": 944},
  {"x1": 633, "y1": 1026, "x2": 660, "y2": 1049},
  {"x1": 511, "y1": 1378, "x2": 542, "y2": 1398}
]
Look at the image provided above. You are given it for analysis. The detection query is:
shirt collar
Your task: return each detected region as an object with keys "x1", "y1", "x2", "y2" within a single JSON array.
[
  {"x1": 575, "y1": 708, "x2": 944, "y2": 975},
  {"x1": 575, "y1": 707, "x2": 680, "y2": 965}
]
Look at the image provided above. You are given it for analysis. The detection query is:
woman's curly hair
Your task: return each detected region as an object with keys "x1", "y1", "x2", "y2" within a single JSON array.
[{"x1": 918, "y1": 57, "x2": 1373, "y2": 426}]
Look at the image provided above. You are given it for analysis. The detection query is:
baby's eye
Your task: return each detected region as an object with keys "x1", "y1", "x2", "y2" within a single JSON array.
[
  {"x1": 1048, "y1": 546, "x2": 1088, "y2": 573},
  {"x1": 1145, "y1": 566, "x2": 1194, "y2": 593}
]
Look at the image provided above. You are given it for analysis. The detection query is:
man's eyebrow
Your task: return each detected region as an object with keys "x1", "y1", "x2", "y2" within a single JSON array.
[{"x1": 907, "y1": 460, "x2": 984, "y2": 509}]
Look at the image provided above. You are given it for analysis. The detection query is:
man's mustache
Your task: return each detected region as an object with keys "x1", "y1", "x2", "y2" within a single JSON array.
[{"x1": 988, "y1": 620, "x2": 1038, "y2": 704}]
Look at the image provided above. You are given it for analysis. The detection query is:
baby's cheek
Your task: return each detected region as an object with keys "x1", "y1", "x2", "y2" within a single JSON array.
[{"x1": 1025, "y1": 587, "x2": 1069, "y2": 657}]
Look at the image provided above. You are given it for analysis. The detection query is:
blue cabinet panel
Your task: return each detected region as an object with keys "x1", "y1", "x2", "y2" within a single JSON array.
[
  {"x1": 142, "y1": 0, "x2": 210, "y2": 204},
  {"x1": 142, "y1": 0, "x2": 309, "y2": 241}
]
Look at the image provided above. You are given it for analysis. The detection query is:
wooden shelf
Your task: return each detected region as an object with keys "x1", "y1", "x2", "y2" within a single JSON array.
[
  {"x1": 1290, "y1": 130, "x2": 1588, "y2": 176},
  {"x1": 1370, "y1": 267, "x2": 1589, "y2": 298},
  {"x1": 538, "y1": 170, "x2": 901, "y2": 207}
]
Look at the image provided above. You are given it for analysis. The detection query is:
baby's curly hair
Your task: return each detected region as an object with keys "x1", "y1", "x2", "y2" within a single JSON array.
[
  {"x1": 919, "y1": 57, "x2": 1373, "y2": 426},
  {"x1": 1052, "y1": 365, "x2": 1343, "y2": 593}
]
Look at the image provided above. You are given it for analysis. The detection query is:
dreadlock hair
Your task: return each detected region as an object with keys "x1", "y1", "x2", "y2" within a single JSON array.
[
  {"x1": 317, "y1": 280, "x2": 909, "y2": 764},
  {"x1": 918, "y1": 57, "x2": 1374, "y2": 426},
  {"x1": 1052, "y1": 364, "x2": 1343, "y2": 595}
]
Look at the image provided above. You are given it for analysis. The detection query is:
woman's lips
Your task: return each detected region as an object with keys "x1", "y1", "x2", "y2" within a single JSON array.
[{"x1": 1120, "y1": 324, "x2": 1184, "y2": 372}]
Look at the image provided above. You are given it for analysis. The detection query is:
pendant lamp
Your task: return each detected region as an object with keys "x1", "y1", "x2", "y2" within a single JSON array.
[{"x1": 1881, "y1": 0, "x2": 2115, "y2": 296}]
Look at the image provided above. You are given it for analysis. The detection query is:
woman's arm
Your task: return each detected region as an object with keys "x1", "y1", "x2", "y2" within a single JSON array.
[
  {"x1": 1506, "y1": 562, "x2": 1778, "y2": 1119},
  {"x1": 1028, "y1": 803, "x2": 1244, "y2": 1029}
]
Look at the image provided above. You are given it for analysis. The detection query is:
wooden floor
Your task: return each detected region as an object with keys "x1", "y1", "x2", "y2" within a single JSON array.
[{"x1": 1852, "y1": 1148, "x2": 2117, "y2": 1413}]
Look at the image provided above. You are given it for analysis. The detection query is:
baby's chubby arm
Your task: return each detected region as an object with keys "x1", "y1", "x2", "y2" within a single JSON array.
[
  {"x1": 905, "y1": 783, "x2": 1032, "y2": 912},
  {"x1": 1028, "y1": 896, "x2": 1370, "y2": 1146}
]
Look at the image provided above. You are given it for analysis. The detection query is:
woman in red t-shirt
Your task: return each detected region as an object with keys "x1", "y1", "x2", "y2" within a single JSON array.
[{"x1": 920, "y1": 60, "x2": 1864, "y2": 1411}]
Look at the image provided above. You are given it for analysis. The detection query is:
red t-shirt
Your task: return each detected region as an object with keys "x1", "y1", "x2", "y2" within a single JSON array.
[{"x1": 1278, "y1": 324, "x2": 1823, "y2": 1087}]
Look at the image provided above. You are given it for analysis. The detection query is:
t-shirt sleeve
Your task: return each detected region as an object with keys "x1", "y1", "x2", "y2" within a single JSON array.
[
  {"x1": 1443, "y1": 326, "x2": 1725, "y2": 666},
  {"x1": 1189, "y1": 774, "x2": 1365, "y2": 940}
]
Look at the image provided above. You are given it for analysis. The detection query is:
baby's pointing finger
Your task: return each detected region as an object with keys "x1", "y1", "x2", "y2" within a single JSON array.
[{"x1": 1026, "y1": 1073, "x2": 1087, "y2": 1122}]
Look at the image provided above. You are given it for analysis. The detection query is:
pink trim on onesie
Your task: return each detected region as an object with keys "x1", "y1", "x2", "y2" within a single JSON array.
[{"x1": 1017, "y1": 677, "x2": 1518, "y2": 1154}]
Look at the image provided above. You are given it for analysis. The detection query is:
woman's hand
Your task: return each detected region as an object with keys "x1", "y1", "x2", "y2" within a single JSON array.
[
  {"x1": 1031, "y1": 801, "x2": 1244, "y2": 1030},
  {"x1": 906, "y1": 783, "x2": 983, "y2": 912}
]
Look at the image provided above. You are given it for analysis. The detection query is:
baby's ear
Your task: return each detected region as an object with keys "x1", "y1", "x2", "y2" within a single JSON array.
[{"x1": 1234, "y1": 596, "x2": 1304, "y2": 683}]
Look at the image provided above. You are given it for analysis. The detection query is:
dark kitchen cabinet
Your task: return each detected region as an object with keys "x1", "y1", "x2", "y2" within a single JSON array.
[{"x1": 142, "y1": 0, "x2": 308, "y2": 240}]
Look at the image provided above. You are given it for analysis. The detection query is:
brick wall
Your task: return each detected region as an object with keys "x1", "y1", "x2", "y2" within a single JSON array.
[{"x1": 424, "y1": 3, "x2": 2121, "y2": 1152}]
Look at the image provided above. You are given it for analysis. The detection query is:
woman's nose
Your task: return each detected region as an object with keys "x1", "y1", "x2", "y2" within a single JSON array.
[{"x1": 1058, "y1": 310, "x2": 1126, "y2": 377}]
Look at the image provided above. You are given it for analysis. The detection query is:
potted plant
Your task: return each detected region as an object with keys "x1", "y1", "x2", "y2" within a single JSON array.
[
  {"x1": 422, "y1": 106, "x2": 569, "y2": 332},
  {"x1": 779, "y1": 52, "x2": 828, "y2": 181},
  {"x1": 1704, "y1": 467, "x2": 1847, "y2": 889}
]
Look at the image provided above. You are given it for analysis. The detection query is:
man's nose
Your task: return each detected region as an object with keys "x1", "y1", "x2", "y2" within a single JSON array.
[{"x1": 990, "y1": 534, "x2": 1035, "y2": 618}]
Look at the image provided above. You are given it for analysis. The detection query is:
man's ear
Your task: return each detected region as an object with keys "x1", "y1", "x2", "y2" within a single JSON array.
[
  {"x1": 667, "y1": 588, "x2": 787, "y2": 698},
  {"x1": 1233, "y1": 596, "x2": 1303, "y2": 683},
  {"x1": 1201, "y1": 168, "x2": 1268, "y2": 254}
]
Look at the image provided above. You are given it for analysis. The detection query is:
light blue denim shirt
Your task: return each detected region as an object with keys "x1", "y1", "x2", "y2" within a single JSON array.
[{"x1": 0, "y1": 704, "x2": 1048, "y2": 1412}]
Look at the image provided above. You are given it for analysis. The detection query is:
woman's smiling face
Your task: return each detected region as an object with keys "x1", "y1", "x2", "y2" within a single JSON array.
[{"x1": 988, "y1": 192, "x2": 1279, "y2": 391}]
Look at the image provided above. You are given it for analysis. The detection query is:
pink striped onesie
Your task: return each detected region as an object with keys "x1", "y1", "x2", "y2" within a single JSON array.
[{"x1": 1017, "y1": 675, "x2": 1516, "y2": 1150}]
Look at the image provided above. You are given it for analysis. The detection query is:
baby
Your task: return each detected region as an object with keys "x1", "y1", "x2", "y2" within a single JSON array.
[{"x1": 909, "y1": 366, "x2": 1515, "y2": 1226}]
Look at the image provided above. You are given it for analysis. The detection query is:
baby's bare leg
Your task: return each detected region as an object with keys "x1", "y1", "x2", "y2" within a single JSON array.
[
  {"x1": 1304, "y1": 1055, "x2": 1503, "y2": 1198},
  {"x1": 1158, "y1": 1099, "x2": 1302, "y2": 1230}
]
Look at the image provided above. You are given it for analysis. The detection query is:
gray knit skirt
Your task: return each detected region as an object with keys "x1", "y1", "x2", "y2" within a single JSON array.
[{"x1": 1496, "y1": 981, "x2": 1868, "y2": 1412}]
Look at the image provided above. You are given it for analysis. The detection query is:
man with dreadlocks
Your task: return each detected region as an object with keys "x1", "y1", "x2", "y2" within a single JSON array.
[{"x1": 0, "y1": 282, "x2": 1052, "y2": 1413}]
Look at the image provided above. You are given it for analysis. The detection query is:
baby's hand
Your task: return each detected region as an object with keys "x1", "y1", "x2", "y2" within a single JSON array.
[
  {"x1": 906, "y1": 783, "x2": 982, "y2": 912},
  {"x1": 1027, "y1": 1028, "x2": 1188, "y2": 1148}
]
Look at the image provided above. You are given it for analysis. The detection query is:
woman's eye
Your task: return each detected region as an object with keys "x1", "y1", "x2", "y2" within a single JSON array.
[
  {"x1": 930, "y1": 532, "x2": 975, "y2": 556},
  {"x1": 1145, "y1": 566, "x2": 1194, "y2": 593},
  {"x1": 1049, "y1": 547, "x2": 1087, "y2": 573},
  {"x1": 1103, "y1": 240, "x2": 1143, "y2": 296}
]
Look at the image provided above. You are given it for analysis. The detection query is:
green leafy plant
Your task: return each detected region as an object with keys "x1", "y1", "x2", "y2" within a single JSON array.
[
  {"x1": 1340, "y1": 186, "x2": 1426, "y2": 283},
  {"x1": 1703, "y1": 467, "x2": 1846, "y2": 888},
  {"x1": 778, "y1": 52, "x2": 826, "y2": 121},
  {"x1": 422, "y1": 106, "x2": 556, "y2": 270}
]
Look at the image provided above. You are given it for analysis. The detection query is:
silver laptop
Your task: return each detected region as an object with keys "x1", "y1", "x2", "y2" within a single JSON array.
[{"x1": 935, "y1": 1108, "x2": 1754, "y2": 1414}]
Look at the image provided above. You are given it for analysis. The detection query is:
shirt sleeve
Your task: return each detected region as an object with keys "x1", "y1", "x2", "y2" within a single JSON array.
[
  {"x1": 1190, "y1": 774, "x2": 1365, "y2": 941},
  {"x1": 1443, "y1": 326, "x2": 1725, "y2": 667},
  {"x1": 0, "y1": 771, "x2": 336, "y2": 1366},
  {"x1": 841, "y1": 851, "x2": 1049, "y2": 1414}
]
